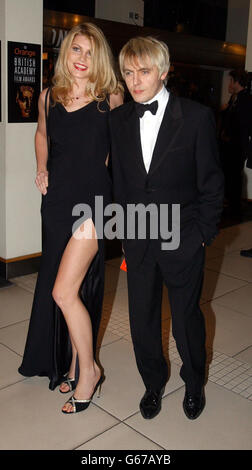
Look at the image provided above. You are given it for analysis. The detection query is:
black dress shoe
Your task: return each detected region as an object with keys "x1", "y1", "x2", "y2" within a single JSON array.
[
  {"x1": 240, "y1": 248, "x2": 252, "y2": 258},
  {"x1": 183, "y1": 388, "x2": 205, "y2": 420},
  {"x1": 140, "y1": 386, "x2": 165, "y2": 419}
]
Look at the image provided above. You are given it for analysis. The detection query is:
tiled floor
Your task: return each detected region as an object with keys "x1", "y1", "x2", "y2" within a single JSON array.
[{"x1": 0, "y1": 221, "x2": 252, "y2": 450}]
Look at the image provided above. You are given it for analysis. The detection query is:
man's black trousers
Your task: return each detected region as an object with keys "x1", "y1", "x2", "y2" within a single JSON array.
[{"x1": 126, "y1": 241, "x2": 206, "y2": 395}]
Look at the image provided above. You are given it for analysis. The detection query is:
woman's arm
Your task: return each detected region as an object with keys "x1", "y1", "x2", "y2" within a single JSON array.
[{"x1": 35, "y1": 88, "x2": 49, "y2": 195}]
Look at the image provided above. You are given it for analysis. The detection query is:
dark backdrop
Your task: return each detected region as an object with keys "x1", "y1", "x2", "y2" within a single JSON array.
[
  {"x1": 143, "y1": 0, "x2": 228, "y2": 40},
  {"x1": 43, "y1": 0, "x2": 95, "y2": 17}
]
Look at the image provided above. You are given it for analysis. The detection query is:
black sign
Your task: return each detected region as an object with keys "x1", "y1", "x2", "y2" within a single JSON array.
[
  {"x1": 8, "y1": 41, "x2": 41, "y2": 123},
  {"x1": 44, "y1": 27, "x2": 68, "y2": 50}
]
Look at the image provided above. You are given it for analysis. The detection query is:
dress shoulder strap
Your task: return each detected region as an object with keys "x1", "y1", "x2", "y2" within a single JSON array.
[
  {"x1": 44, "y1": 87, "x2": 51, "y2": 124},
  {"x1": 44, "y1": 87, "x2": 51, "y2": 156}
]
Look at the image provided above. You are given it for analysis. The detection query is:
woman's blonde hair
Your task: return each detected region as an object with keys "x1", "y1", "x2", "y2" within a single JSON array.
[
  {"x1": 51, "y1": 22, "x2": 122, "y2": 106},
  {"x1": 119, "y1": 36, "x2": 170, "y2": 85}
]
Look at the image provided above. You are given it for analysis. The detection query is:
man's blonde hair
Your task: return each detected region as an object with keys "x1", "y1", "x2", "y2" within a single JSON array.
[
  {"x1": 119, "y1": 36, "x2": 170, "y2": 84},
  {"x1": 51, "y1": 22, "x2": 122, "y2": 106}
]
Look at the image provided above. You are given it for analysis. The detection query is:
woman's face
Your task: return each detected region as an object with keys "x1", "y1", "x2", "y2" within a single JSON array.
[{"x1": 67, "y1": 34, "x2": 92, "y2": 80}]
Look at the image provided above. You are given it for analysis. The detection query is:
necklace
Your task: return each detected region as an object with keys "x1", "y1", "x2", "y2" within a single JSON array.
[{"x1": 69, "y1": 94, "x2": 90, "y2": 106}]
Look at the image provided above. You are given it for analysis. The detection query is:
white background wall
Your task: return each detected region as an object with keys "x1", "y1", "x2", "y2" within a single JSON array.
[
  {"x1": 0, "y1": 0, "x2": 6, "y2": 257},
  {"x1": 0, "y1": 0, "x2": 43, "y2": 259},
  {"x1": 95, "y1": 0, "x2": 144, "y2": 26}
]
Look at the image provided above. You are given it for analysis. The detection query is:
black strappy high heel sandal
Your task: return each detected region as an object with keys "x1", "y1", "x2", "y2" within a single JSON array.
[{"x1": 62, "y1": 375, "x2": 105, "y2": 414}]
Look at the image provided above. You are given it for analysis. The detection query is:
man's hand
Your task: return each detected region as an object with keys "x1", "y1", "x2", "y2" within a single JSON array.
[{"x1": 35, "y1": 170, "x2": 48, "y2": 195}]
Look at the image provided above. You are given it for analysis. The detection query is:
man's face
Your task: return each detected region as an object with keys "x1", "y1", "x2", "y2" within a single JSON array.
[
  {"x1": 228, "y1": 77, "x2": 239, "y2": 95},
  {"x1": 16, "y1": 87, "x2": 34, "y2": 117},
  {"x1": 123, "y1": 56, "x2": 167, "y2": 103}
]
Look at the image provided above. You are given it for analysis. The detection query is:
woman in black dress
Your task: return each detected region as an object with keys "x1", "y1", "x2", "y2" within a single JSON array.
[{"x1": 18, "y1": 23, "x2": 123, "y2": 413}]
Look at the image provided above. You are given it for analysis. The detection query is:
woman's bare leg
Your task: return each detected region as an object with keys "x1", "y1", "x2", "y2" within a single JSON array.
[
  {"x1": 59, "y1": 334, "x2": 77, "y2": 392},
  {"x1": 52, "y1": 219, "x2": 101, "y2": 412}
]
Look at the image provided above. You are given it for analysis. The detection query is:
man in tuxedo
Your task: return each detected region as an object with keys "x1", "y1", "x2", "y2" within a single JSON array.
[
  {"x1": 109, "y1": 37, "x2": 224, "y2": 420},
  {"x1": 219, "y1": 68, "x2": 252, "y2": 217}
]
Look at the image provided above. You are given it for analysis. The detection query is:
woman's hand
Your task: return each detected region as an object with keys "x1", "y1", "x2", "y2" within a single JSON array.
[{"x1": 35, "y1": 170, "x2": 48, "y2": 195}]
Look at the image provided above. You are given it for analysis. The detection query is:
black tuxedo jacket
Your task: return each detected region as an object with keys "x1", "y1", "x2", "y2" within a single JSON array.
[{"x1": 109, "y1": 92, "x2": 224, "y2": 269}]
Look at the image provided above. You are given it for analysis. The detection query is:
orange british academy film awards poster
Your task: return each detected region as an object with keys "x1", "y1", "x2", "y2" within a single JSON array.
[{"x1": 8, "y1": 41, "x2": 41, "y2": 123}]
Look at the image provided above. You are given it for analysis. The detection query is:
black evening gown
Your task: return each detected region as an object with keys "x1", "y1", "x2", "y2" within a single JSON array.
[{"x1": 18, "y1": 97, "x2": 112, "y2": 390}]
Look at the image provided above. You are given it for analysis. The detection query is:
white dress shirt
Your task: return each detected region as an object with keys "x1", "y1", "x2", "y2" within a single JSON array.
[{"x1": 140, "y1": 86, "x2": 169, "y2": 173}]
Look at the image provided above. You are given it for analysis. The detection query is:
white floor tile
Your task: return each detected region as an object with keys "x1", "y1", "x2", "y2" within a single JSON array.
[
  {"x1": 0, "y1": 378, "x2": 118, "y2": 450},
  {"x1": 11, "y1": 273, "x2": 37, "y2": 294},
  {"x1": 205, "y1": 246, "x2": 224, "y2": 260},
  {"x1": 97, "y1": 327, "x2": 122, "y2": 350},
  {"x1": 202, "y1": 302, "x2": 252, "y2": 356},
  {"x1": 77, "y1": 422, "x2": 163, "y2": 450},
  {"x1": 202, "y1": 269, "x2": 248, "y2": 301},
  {"x1": 206, "y1": 251, "x2": 252, "y2": 282},
  {"x1": 103, "y1": 288, "x2": 129, "y2": 317},
  {"x1": 0, "y1": 321, "x2": 29, "y2": 356},
  {"x1": 0, "y1": 344, "x2": 24, "y2": 389},
  {"x1": 234, "y1": 347, "x2": 252, "y2": 365},
  {"x1": 213, "y1": 284, "x2": 252, "y2": 318},
  {"x1": 211, "y1": 223, "x2": 252, "y2": 253},
  {"x1": 105, "y1": 265, "x2": 128, "y2": 294},
  {"x1": 0, "y1": 286, "x2": 33, "y2": 328},
  {"x1": 125, "y1": 382, "x2": 252, "y2": 450}
]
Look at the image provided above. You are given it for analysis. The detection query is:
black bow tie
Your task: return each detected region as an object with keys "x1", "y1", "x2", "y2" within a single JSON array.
[{"x1": 135, "y1": 100, "x2": 158, "y2": 118}]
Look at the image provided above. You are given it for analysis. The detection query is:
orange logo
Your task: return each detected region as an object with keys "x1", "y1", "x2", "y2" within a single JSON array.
[{"x1": 14, "y1": 48, "x2": 36, "y2": 58}]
